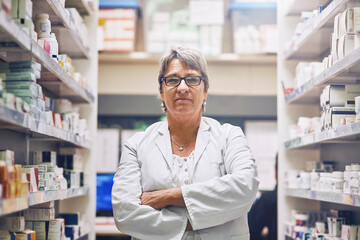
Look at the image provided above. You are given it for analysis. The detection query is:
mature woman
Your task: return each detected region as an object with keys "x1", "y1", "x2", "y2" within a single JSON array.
[{"x1": 112, "y1": 46, "x2": 259, "y2": 240}]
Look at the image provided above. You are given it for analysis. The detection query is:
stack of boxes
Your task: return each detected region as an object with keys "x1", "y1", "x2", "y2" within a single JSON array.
[
  {"x1": 23, "y1": 151, "x2": 68, "y2": 191},
  {"x1": 98, "y1": 8, "x2": 137, "y2": 52},
  {"x1": 331, "y1": 8, "x2": 360, "y2": 63},
  {"x1": 0, "y1": 60, "x2": 46, "y2": 122},
  {"x1": 10, "y1": 0, "x2": 37, "y2": 41},
  {"x1": 320, "y1": 85, "x2": 360, "y2": 130},
  {"x1": 58, "y1": 148, "x2": 84, "y2": 189},
  {"x1": 25, "y1": 202, "x2": 65, "y2": 240},
  {"x1": 58, "y1": 213, "x2": 82, "y2": 240},
  {"x1": 0, "y1": 150, "x2": 29, "y2": 199}
]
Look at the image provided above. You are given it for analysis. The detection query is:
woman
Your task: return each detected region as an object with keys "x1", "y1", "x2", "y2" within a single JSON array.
[{"x1": 112, "y1": 46, "x2": 259, "y2": 240}]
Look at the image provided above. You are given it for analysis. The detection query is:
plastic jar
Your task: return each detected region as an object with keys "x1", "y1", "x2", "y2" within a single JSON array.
[{"x1": 35, "y1": 13, "x2": 51, "y2": 38}]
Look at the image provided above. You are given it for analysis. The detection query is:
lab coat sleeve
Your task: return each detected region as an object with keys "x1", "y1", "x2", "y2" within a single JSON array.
[
  {"x1": 112, "y1": 135, "x2": 188, "y2": 240},
  {"x1": 181, "y1": 125, "x2": 259, "y2": 230}
]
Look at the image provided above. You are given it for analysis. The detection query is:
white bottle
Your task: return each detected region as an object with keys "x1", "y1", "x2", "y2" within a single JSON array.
[
  {"x1": 49, "y1": 33, "x2": 59, "y2": 61},
  {"x1": 35, "y1": 13, "x2": 51, "y2": 38}
]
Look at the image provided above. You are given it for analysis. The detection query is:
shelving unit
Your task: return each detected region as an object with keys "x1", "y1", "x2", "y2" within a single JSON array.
[
  {"x1": 284, "y1": 0, "x2": 331, "y2": 16},
  {"x1": 286, "y1": 45, "x2": 360, "y2": 104},
  {"x1": 0, "y1": 10, "x2": 31, "y2": 51},
  {"x1": 28, "y1": 186, "x2": 90, "y2": 206},
  {"x1": 99, "y1": 52, "x2": 277, "y2": 65},
  {"x1": 0, "y1": 0, "x2": 98, "y2": 238},
  {"x1": 66, "y1": 0, "x2": 94, "y2": 16},
  {"x1": 0, "y1": 197, "x2": 28, "y2": 216},
  {"x1": 32, "y1": 0, "x2": 90, "y2": 59},
  {"x1": 285, "y1": 121, "x2": 360, "y2": 149},
  {"x1": 0, "y1": 7, "x2": 94, "y2": 104},
  {"x1": 0, "y1": 187, "x2": 90, "y2": 217},
  {"x1": 285, "y1": 189, "x2": 360, "y2": 207},
  {"x1": 284, "y1": 0, "x2": 352, "y2": 60},
  {"x1": 0, "y1": 105, "x2": 91, "y2": 149},
  {"x1": 278, "y1": 0, "x2": 360, "y2": 238}
]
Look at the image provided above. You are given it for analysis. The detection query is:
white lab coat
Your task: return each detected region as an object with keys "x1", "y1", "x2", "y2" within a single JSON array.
[{"x1": 112, "y1": 117, "x2": 259, "y2": 240}]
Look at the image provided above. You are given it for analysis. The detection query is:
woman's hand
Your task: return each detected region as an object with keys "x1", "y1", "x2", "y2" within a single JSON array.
[{"x1": 140, "y1": 187, "x2": 185, "y2": 210}]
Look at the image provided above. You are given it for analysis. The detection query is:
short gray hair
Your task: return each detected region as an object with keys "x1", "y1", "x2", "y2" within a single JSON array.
[{"x1": 158, "y1": 46, "x2": 210, "y2": 93}]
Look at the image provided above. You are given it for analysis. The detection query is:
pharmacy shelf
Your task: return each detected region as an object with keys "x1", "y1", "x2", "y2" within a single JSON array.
[
  {"x1": 32, "y1": 0, "x2": 90, "y2": 59},
  {"x1": 0, "y1": 197, "x2": 28, "y2": 216},
  {"x1": 284, "y1": 0, "x2": 330, "y2": 16},
  {"x1": 285, "y1": 188, "x2": 360, "y2": 207},
  {"x1": 0, "y1": 104, "x2": 91, "y2": 149},
  {"x1": 32, "y1": 39, "x2": 94, "y2": 104},
  {"x1": 66, "y1": 0, "x2": 93, "y2": 16},
  {"x1": 0, "y1": 10, "x2": 93, "y2": 103},
  {"x1": 28, "y1": 186, "x2": 90, "y2": 206},
  {"x1": 0, "y1": 104, "x2": 31, "y2": 131},
  {"x1": 284, "y1": 121, "x2": 360, "y2": 149},
  {"x1": 0, "y1": 187, "x2": 89, "y2": 216},
  {"x1": 284, "y1": 0, "x2": 350, "y2": 61},
  {"x1": 285, "y1": 46, "x2": 360, "y2": 104},
  {"x1": 229, "y1": 1, "x2": 277, "y2": 10},
  {"x1": 0, "y1": 10, "x2": 31, "y2": 51},
  {"x1": 99, "y1": 52, "x2": 277, "y2": 65},
  {"x1": 30, "y1": 120, "x2": 91, "y2": 149},
  {"x1": 99, "y1": 0, "x2": 140, "y2": 9}
]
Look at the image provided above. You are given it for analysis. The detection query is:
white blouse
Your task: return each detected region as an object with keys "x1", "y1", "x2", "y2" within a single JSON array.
[{"x1": 172, "y1": 151, "x2": 201, "y2": 240}]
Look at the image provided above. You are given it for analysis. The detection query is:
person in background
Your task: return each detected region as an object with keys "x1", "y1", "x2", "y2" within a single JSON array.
[
  {"x1": 112, "y1": 46, "x2": 259, "y2": 240},
  {"x1": 248, "y1": 154, "x2": 278, "y2": 240}
]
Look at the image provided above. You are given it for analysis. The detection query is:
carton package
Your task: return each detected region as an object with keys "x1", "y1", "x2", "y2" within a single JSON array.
[
  {"x1": 24, "y1": 207, "x2": 55, "y2": 221},
  {"x1": 321, "y1": 84, "x2": 360, "y2": 110},
  {"x1": 0, "y1": 150, "x2": 14, "y2": 165},
  {"x1": 0, "y1": 61, "x2": 41, "y2": 71},
  {"x1": 48, "y1": 219, "x2": 64, "y2": 240},
  {"x1": 337, "y1": 34, "x2": 355, "y2": 60},
  {"x1": 65, "y1": 226, "x2": 80, "y2": 240},
  {"x1": 324, "y1": 107, "x2": 356, "y2": 129},
  {"x1": 58, "y1": 213, "x2": 79, "y2": 225},
  {"x1": 0, "y1": 72, "x2": 36, "y2": 82},
  {"x1": 14, "y1": 230, "x2": 36, "y2": 240},
  {"x1": 0, "y1": 230, "x2": 15, "y2": 240},
  {"x1": 339, "y1": 8, "x2": 360, "y2": 36},
  {"x1": 33, "y1": 221, "x2": 47, "y2": 240},
  {"x1": 21, "y1": 167, "x2": 38, "y2": 192},
  {"x1": 334, "y1": 13, "x2": 341, "y2": 39}
]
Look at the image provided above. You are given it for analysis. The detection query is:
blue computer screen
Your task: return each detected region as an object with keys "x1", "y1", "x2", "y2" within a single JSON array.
[{"x1": 96, "y1": 173, "x2": 115, "y2": 212}]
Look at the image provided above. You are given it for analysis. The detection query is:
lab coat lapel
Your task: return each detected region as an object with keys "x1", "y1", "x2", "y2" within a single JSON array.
[
  {"x1": 155, "y1": 121, "x2": 173, "y2": 173},
  {"x1": 194, "y1": 118, "x2": 210, "y2": 168}
]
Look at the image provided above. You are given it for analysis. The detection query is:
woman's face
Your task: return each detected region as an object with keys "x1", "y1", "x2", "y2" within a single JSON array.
[{"x1": 160, "y1": 59, "x2": 208, "y2": 119}]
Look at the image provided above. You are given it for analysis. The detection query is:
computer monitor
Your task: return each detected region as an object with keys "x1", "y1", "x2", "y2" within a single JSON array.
[{"x1": 96, "y1": 173, "x2": 115, "y2": 216}]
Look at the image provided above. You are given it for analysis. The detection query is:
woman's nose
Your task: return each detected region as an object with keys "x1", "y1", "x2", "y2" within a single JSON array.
[{"x1": 177, "y1": 79, "x2": 189, "y2": 92}]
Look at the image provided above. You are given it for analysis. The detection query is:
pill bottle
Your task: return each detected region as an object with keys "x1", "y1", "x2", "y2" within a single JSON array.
[{"x1": 35, "y1": 13, "x2": 51, "y2": 38}]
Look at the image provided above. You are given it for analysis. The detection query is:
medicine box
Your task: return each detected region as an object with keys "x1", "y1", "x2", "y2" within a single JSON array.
[
  {"x1": 325, "y1": 107, "x2": 356, "y2": 129},
  {"x1": 337, "y1": 34, "x2": 355, "y2": 60},
  {"x1": 24, "y1": 207, "x2": 55, "y2": 221}
]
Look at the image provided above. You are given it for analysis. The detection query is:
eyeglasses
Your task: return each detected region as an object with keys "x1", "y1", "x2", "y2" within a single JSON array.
[{"x1": 162, "y1": 76, "x2": 204, "y2": 87}]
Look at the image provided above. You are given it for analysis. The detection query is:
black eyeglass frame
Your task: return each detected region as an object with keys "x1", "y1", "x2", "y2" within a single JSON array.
[{"x1": 161, "y1": 76, "x2": 205, "y2": 87}]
